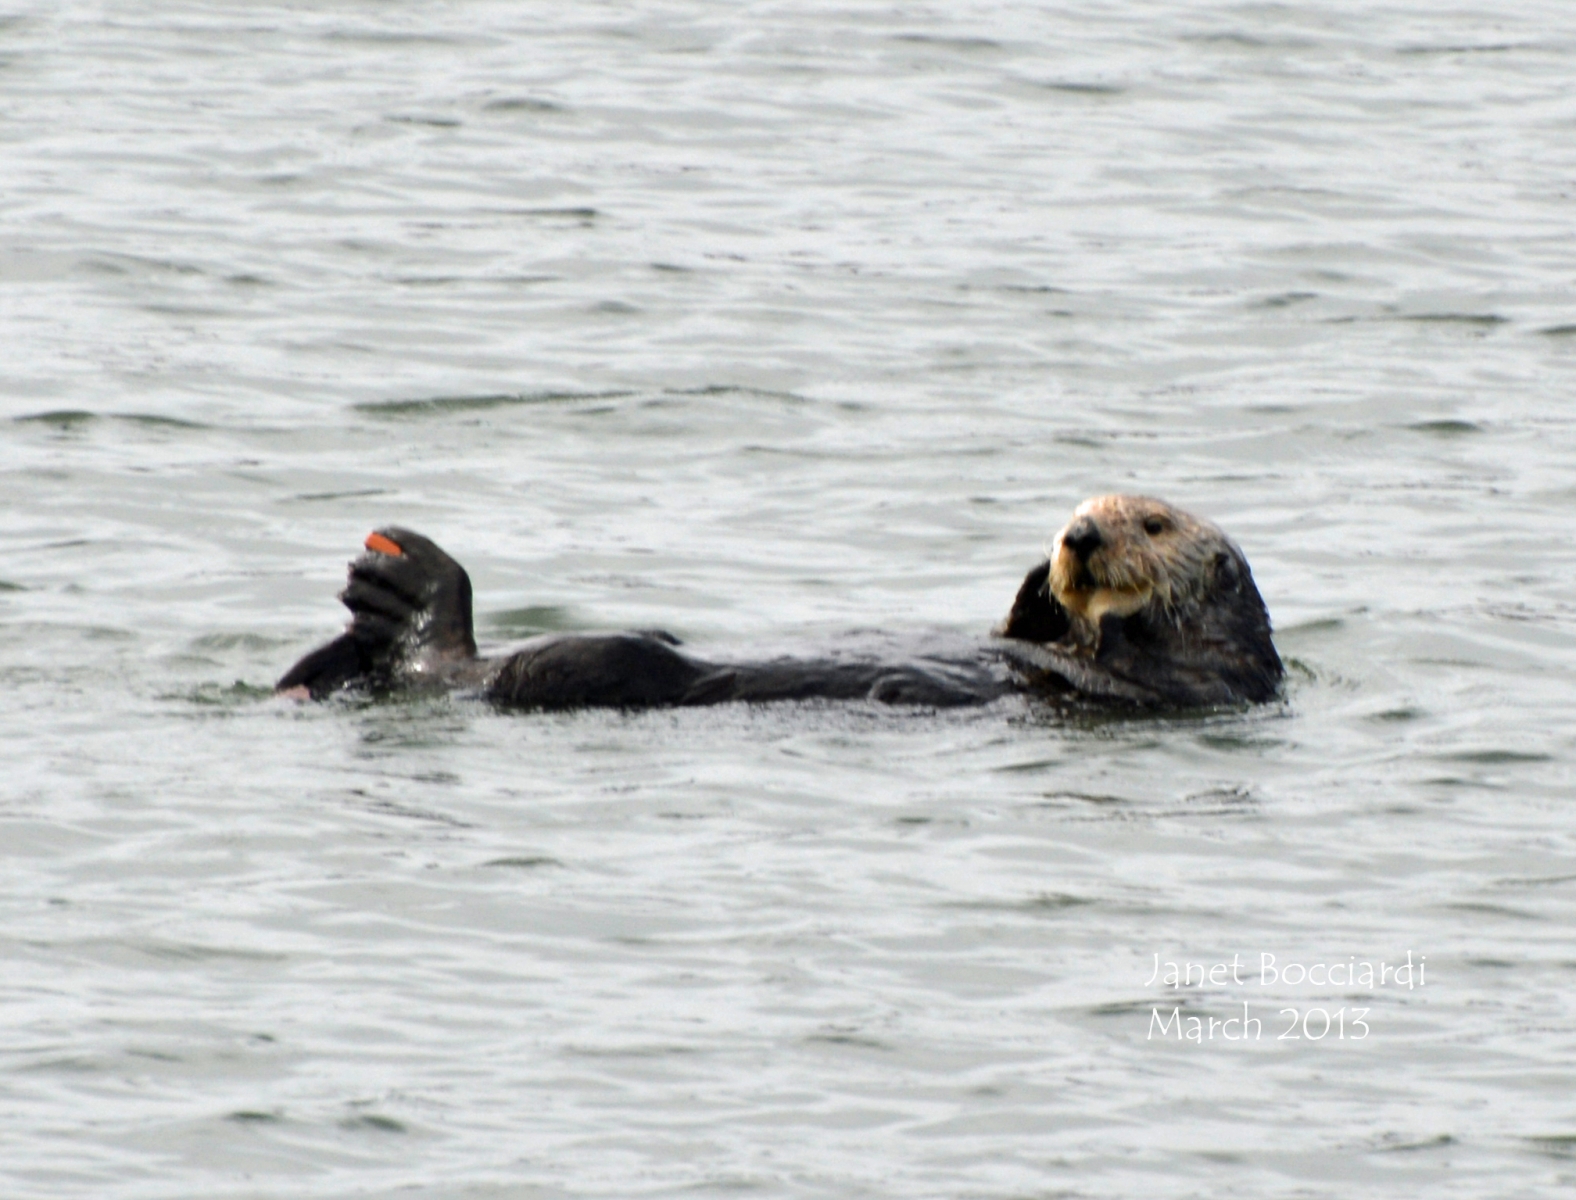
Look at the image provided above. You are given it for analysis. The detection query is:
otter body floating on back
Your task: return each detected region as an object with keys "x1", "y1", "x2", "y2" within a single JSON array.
[{"x1": 277, "y1": 496, "x2": 1283, "y2": 711}]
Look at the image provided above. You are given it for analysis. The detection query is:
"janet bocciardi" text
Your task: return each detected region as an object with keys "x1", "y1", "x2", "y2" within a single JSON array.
[{"x1": 1144, "y1": 952, "x2": 1427, "y2": 1044}]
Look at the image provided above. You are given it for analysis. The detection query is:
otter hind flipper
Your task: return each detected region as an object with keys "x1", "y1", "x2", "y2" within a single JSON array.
[
  {"x1": 276, "y1": 527, "x2": 479, "y2": 697},
  {"x1": 341, "y1": 527, "x2": 477, "y2": 666}
]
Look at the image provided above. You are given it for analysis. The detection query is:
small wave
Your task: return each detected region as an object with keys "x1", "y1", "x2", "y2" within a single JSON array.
[{"x1": 355, "y1": 390, "x2": 631, "y2": 417}]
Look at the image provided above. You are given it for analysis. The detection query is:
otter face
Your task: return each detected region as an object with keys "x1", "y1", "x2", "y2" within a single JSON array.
[{"x1": 1048, "y1": 495, "x2": 1221, "y2": 632}]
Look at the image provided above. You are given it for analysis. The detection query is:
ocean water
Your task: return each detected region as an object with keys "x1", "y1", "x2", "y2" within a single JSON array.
[{"x1": 3, "y1": 3, "x2": 1575, "y2": 1197}]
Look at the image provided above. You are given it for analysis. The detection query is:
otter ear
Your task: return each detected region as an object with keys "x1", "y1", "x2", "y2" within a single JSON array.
[
  {"x1": 1211, "y1": 550, "x2": 1242, "y2": 592},
  {"x1": 995, "y1": 561, "x2": 1071, "y2": 643}
]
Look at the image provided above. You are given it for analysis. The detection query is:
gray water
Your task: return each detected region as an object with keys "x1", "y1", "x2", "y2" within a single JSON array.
[{"x1": 4, "y1": 3, "x2": 1576, "y2": 1197}]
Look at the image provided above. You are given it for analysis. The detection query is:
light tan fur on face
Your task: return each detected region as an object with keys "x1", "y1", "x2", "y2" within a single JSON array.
[{"x1": 1049, "y1": 495, "x2": 1229, "y2": 641}]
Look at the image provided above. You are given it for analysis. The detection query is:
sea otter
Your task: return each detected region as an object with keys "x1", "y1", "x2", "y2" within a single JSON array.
[{"x1": 276, "y1": 496, "x2": 1282, "y2": 710}]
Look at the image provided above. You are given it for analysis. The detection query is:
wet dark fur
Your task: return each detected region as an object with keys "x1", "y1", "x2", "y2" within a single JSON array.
[{"x1": 278, "y1": 515, "x2": 1282, "y2": 712}]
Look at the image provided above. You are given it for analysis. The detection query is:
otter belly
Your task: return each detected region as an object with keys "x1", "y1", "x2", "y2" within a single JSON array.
[{"x1": 481, "y1": 633, "x2": 1014, "y2": 711}]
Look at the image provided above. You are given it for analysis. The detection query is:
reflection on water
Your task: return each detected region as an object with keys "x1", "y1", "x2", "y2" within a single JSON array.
[{"x1": 3, "y1": 2, "x2": 1576, "y2": 1197}]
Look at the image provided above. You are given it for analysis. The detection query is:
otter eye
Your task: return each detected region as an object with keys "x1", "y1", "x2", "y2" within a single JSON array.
[{"x1": 1143, "y1": 517, "x2": 1168, "y2": 536}]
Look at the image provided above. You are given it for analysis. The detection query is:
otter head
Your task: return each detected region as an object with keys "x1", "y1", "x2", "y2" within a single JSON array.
[
  {"x1": 1048, "y1": 494, "x2": 1224, "y2": 637},
  {"x1": 997, "y1": 494, "x2": 1282, "y2": 706}
]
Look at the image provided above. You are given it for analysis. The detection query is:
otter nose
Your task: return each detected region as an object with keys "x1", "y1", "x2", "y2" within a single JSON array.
[{"x1": 1063, "y1": 517, "x2": 1102, "y2": 563}]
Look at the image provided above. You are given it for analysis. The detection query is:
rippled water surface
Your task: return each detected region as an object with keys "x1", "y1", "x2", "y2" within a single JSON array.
[{"x1": 4, "y1": 3, "x2": 1576, "y2": 1197}]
